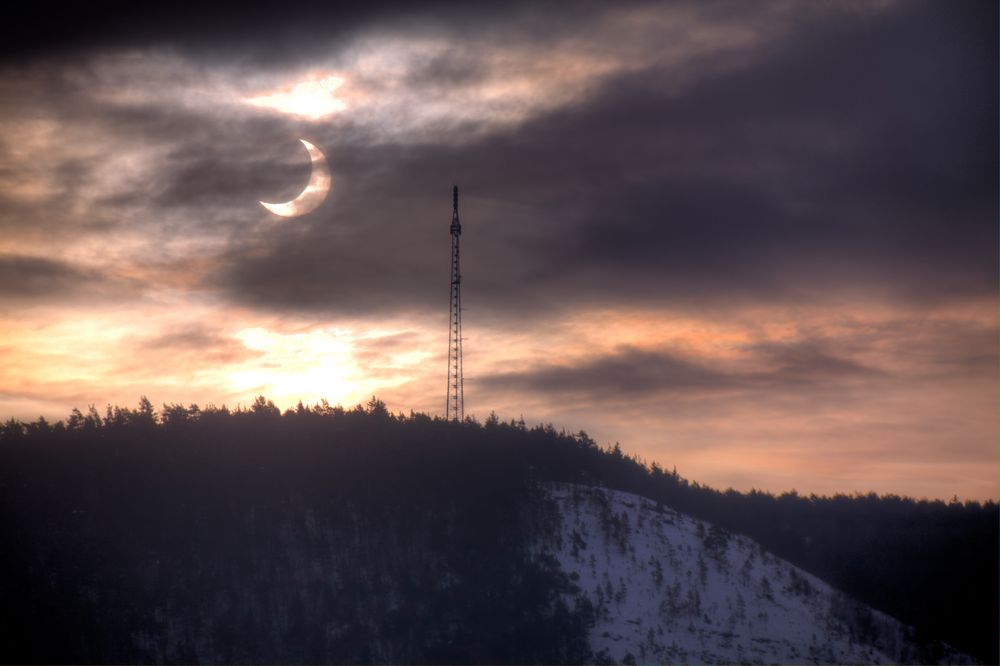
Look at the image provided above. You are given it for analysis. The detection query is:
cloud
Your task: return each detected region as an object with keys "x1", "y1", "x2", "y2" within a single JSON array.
[
  {"x1": 0, "y1": 254, "x2": 116, "y2": 301},
  {"x1": 3, "y1": 1, "x2": 990, "y2": 320},
  {"x1": 133, "y1": 325, "x2": 262, "y2": 366},
  {"x1": 244, "y1": 75, "x2": 347, "y2": 120},
  {"x1": 199, "y1": 0, "x2": 995, "y2": 319},
  {"x1": 478, "y1": 338, "x2": 884, "y2": 405},
  {"x1": 747, "y1": 340, "x2": 884, "y2": 386},
  {"x1": 0, "y1": 2, "x2": 404, "y2": 61},
  {"x1": 481, "y1": 347, "x2": 737, "y2": 397}
]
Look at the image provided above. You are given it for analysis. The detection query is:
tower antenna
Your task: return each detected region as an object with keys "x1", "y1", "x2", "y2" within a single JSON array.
[{"x1": 446, "y1": 186, "x2": 464, "y2": 421}]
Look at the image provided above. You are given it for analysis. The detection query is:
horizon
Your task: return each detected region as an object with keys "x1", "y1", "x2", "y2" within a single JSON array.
[
  {"x1": 0, "y1": 1, "x2": 996, "y2": 502},
  {"x1": 6, "y1": 394, "x2": 996, "y2": 506}
]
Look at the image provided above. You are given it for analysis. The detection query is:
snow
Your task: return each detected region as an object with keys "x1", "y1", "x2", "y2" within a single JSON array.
[{"x1": 536, "y1": 482, "x2": 974, "y2": 665}]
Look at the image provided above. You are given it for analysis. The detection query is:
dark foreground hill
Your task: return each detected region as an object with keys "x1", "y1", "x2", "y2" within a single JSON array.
[{"x1": 0, "y1": 398, "x2": 995, "y2": 663}]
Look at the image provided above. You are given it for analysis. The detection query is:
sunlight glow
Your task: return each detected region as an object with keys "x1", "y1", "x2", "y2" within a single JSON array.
[
  {"x1": 244, "y1": 75, "x2": 347, "y2": 120},
  {"x1": 232, "y1": 327, "x2": 358, "y2": 405},
  {"x1": 228, "y1": 326, "x2": 421, "y2": 411}
]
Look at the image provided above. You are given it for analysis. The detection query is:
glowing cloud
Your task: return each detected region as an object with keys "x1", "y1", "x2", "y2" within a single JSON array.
[{"x1": 244, "y1": 75, "x2": 347, "y2": 120}]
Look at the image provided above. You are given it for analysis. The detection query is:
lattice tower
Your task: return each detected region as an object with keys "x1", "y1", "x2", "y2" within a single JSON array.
[{"x1": 446, "y1": 186, "x2": 464, "y2": 421}]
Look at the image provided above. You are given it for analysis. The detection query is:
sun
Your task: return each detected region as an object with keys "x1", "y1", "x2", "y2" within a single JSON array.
[
  {"x1": 228, "y1": 327, "x2": 360, "y2": 408},
  {"x1": 244, "y1": 74, "x2": 347, "y2": 120}
]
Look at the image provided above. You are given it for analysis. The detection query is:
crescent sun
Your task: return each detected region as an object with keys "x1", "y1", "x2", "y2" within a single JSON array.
[{"x1": 260, "y1": 139, "x2": 331, "y2": 217}]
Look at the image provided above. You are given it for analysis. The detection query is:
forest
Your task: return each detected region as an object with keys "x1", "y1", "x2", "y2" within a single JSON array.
[{"x1": 0, "y1": 397, "x2": 995, "y2": 663}]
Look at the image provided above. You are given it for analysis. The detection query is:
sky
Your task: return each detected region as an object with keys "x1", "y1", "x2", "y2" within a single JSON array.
[{"x1": 0, "y1": 0, "x2": 996, "y2": 500}]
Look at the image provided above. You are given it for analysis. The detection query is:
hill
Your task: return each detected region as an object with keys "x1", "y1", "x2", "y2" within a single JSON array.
[
  {"x1": 539, "y1": 483, "x2": 973, "y2": 664},
  {"x1": 0, "y1": 398, "x2": 995, "y2": 663}
]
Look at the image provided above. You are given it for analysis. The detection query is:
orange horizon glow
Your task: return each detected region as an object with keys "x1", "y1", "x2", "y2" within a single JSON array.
[{"x1": 1, "y1": 298, "x2": 994, "y2": 502}]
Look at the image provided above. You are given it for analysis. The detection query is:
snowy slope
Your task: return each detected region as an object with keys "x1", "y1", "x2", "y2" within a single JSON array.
[{"x1": 536, "y1": 482, "x2": 974, "y2": 665}]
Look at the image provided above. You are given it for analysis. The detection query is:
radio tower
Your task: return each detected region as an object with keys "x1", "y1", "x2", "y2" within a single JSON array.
[{"x1": 446, "y1": 185, "x2": 464, "y2": 421}]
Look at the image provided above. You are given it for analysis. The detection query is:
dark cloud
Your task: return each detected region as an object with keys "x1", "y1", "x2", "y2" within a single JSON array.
[
  {"x1": 747, "y1": 340, "x2": 884, "y2": 386},
  {"x1": 850, "y1": 316, "x2": 998, "y2": 380},
  {"x1": 131, "y1": 325, "x2": 261, "y2": 366},
  {"x1": 208, "y1": 0, "x2": 996, "y2": 319},
  {"x1": 0, "y1": 1, "x2": 400, "y2": 62},
  {"x1": 2, "y1": 2, "x2": 991, "y2": 319},
  {"x1": 525, "y1": 0, "x2": 997, "y2": 308},
  {"x1": 137, "y1": 325, "x2": 236, "y2": 351},
  {"x1": 152, "y1": 141, "x2": 313, "y2": 212},
  {"x1": 0, "y1": 254, "x2": 110, "y2": 301},
  {"x1": 480, "y1": 347, "x2": 738, "y2": 397},
  {"x1": 0, "y1": 0, "x2": 556, "y2": 64},
  {"x1": 478, "y1": 340, "x2": 882, "y2": 404}
]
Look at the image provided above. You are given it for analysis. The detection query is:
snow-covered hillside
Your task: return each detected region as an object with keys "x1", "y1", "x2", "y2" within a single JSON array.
[{"x1": 536, "y1": 483, "x2": 974, "y2": 665}]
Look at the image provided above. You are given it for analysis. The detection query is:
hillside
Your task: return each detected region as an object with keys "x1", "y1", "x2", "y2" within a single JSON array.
[
  {"x1": 537, "y1": 483, "x2": 974, "y2": 664},
  {"x1": 0, "y1": 399, "x2": 995, "y2": 663}
]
